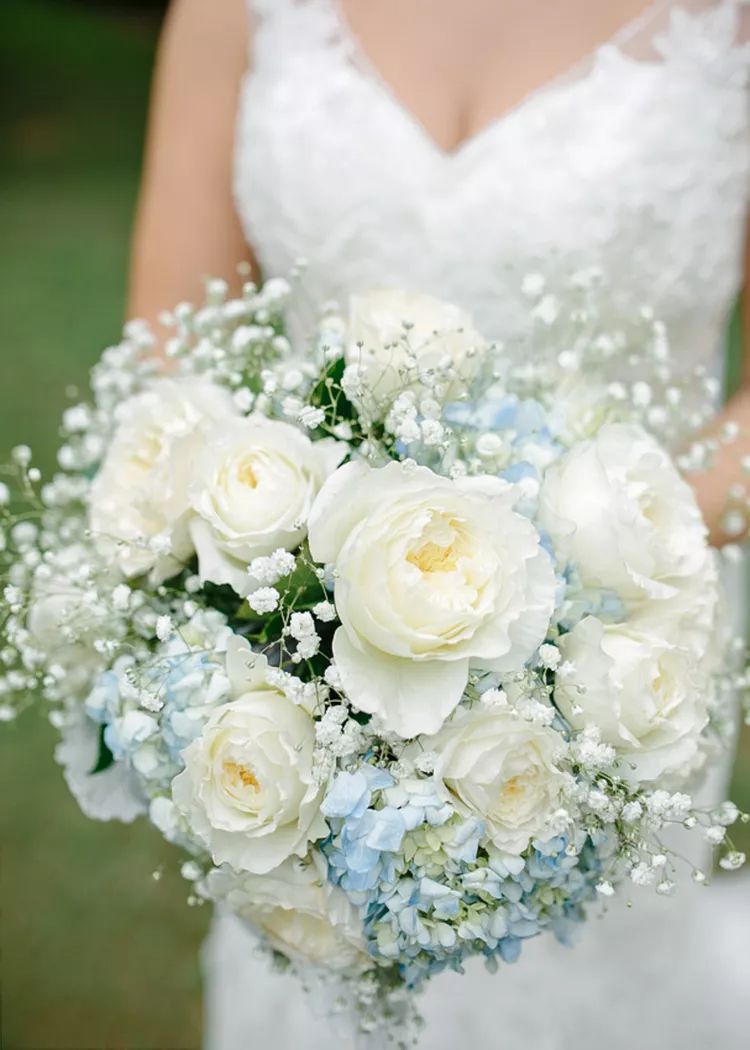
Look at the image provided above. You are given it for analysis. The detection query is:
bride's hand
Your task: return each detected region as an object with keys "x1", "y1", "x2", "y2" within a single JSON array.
[{"x1": 688, "y1": 385, "x2": 750, "y2": 547}]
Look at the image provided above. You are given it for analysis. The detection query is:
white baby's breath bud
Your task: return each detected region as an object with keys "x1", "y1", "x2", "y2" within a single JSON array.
[
  {"x1": 111, "y1": 584, "x2": 131, "y2": 611},
  {"x1": 282, "y1": 368, "x2": 304, "y2": 391},
  {"x1": 719, "y1": 851, "x2": 746, "y2": 872},
  {"x1": 62, "y1": 404, "x2": 92, "y2": 433},
  {"x1": 419, "y1": 397, "x2": 441, "y2": 419},
  {"x1": 155, "y1": 615, "x2": 173, "y2": 642},
  {"x1": 324, "y1": 662, "x2": 343, "y2": 690},
  {"x1": 312, "y1": 600, "x2": 337, "y2": 623},
  {"x1": 248, "y1": 548, "x2": 296, "y2": 586},
  {"x1": 480, "y1": 687, "x2": 507, "y2": 707},
  {"x1": 521, "y1": 272, "x2": 546, "y2": 297},
  {"x1": 247, "y1": 587, "x2": 279, "y2": 614},
  {"x1": 297, "y1": 405, "x2": 325, "y2": 430},
  {"x1": 341, "y1": 363, "x2": 365, "y2": 400},
  {"x1": 475, "y1": 433, "x2": 504, "y2": 459},
  {"x1": 233, "y1": 387, "x2": 254, "y2": 412},
  {"x1": 420, "y1": 419, "x2": 445, "y2": 446},
  {"x1": 712, "y1": 801, "x2": 740, "y2": 826},
  {"x1": 0, "y1": 482, "x2": 9, "y2": 506},
  {"x1": 414, "y1": 750, "x2": 438, "y2": 775},
  {"x1": 11, "y1": 445, "x2": 32, "y2": 467},
  {"x1": 57, "y1": 445, "x2": 76, "y2": 470},
  {"x1": 607, "y1": 381, "x2": 627, "y2": 401},
  {"x1": 11, "y1": 522, "x2": 37, "y2": 548},
  {"x1": 704, "y1": 825, "x2": 726, "y2": 846},
  {"x1": 281, "y1": 395, "x2": 303, "y2": 418},
  {"x1": 332, "y1": 421, "x2": 353, "y2": 441},
  {"x1": 531, "y1": 296, "x2": 554, "y2": 323},
  {"x1": 630, "y1": 863, "x2": 655, "y2": 887},
  {"x1": 596, "y1": 880, "x2": 615, "y2": 897},
  {"x1": 538, "y1": 643, "x2": 560, "y2": 670},
  {"x1": 148, "y1": 532, "x2": 173, "y2": 555},
  {"x1": 721, "y1": 510, "x2": 747, "y2": 538}
]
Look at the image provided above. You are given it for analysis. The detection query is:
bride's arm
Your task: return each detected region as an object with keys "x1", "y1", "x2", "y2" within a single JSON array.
[
  {"x1": 128, "y1": 0, "x2": 255, "y2": 326},
  {"x1": 689, "y1": 216, "x2": 750, "y2": 546}
]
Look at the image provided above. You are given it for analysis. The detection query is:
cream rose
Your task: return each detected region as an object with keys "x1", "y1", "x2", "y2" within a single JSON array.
[
  {"x1": 308, "y1": 460, "x2": 556, "y2": 738},
  {"x1": 538, "y1": 423, "x2": 713, "y2": 618},
  {"x1": 172, "y1": 638, "x2": 327, "y2": 873},
  {"x1": 426, "y1": 706, "x2": 567, "y2": 855},
  {"x1": 188, "y1": 416, "x2": 344, "y2": 596},
  {"x1": 555, "y1": 616, "x2": 709, "y2": 783},
  {"x1": 203, "y1": 855, "x2": 370, "y2": 973},
  {"x1": 89, "y1": 377, "x2": 237, "y2": 579},
  {"x1": 346, "y1": 289, "x2": 484, "y2": 402}
]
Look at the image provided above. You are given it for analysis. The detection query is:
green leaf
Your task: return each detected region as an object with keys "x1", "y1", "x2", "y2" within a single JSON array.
[
  {"x1": 308, "y1": 355, "x2": 357, "y2": 427},
  {"x1": 90, "y1": 723, "x2": 115, "y2": 774}
]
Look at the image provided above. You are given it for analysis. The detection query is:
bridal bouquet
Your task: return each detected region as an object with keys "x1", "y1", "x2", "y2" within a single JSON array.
[{"x1": 1, "y1": 273, "x2": 747, "y2": 1039}]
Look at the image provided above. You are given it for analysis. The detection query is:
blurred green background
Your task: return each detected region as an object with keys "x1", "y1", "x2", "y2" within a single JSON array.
[{"x1": 0, "y1": 2, "x2": 748, "y2": 1047}]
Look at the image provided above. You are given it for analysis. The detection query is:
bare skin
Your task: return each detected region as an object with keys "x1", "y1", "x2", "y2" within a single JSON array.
[{"x1": 128, "y1": 0, "x2": 750, "y2": 542}]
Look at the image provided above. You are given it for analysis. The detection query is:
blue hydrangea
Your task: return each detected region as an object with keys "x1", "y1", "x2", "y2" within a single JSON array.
[
  {"x1": 321, "y1": 764, "x2": 604, "y2": 988},
  {"x1": 82, "y1": 614, "x2": 233, "y2": 792}
]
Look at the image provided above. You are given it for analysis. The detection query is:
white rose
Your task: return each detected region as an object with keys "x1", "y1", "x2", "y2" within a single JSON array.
[
  {"x1": 308, "y1": 460, "x2": 556, "y2": 738},
  {"x1": 346, "y1": 289, "x2": 484, "y2": 402},
  {"x1": 555, "y1": 616, "x2": 709, "y2": 783},
  {"x1": 538, "y1": 423, "x2": 712, "y2": 616},
  {"x1": 172, "y1": 638, "x2": 326, "y2": 873},
  {"x1": 188, "y1": 416, "x2": 344, "y2": 596},
  {"x1": 426, "y1": 706, "x2": 567, "y2": 855},
  {"x1": 204, "y1": 854, "x2": 370, "y2": 972},
  {"x1": 90, "y1": 377, "x2": 237, "y2": 579}
]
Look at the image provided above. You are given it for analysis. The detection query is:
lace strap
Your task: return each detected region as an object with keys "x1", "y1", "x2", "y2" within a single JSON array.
[
  {"x1": 245, "y1": 0, "x2": 273, "y2": 18},
  {"x1": 611, "y1": 0, "x2": 750, "y2": 60}
]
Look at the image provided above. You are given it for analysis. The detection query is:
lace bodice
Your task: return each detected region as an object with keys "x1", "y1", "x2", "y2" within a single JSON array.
[{"x1": 235, "y1": 0, "x2": 750, "y2": 374}]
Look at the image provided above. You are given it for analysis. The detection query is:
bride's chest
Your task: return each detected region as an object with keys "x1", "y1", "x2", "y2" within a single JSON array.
[{"x1": 234, "y1": 2, "x2": 750, "y2": 341}]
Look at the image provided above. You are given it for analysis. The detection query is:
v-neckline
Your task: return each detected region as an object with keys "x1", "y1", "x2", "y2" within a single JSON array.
[{"x1": 328, "y1": 0, "x2": 670, "y2": 161}]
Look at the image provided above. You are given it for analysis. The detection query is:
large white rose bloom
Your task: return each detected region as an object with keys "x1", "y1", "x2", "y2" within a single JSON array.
[
  {"x1": 346, "y1": 289, "x2": 484, "y2": 402},
  {"x1": 188, "y1": 416, "x2": 344, "y2": 596},
  {"x1": 204, "y1": 855, "x2": 370, "y2": 973},
  {"x1": 89, "y1": 377, "x2": 237, "y2": 579},
  {"x1": 308, "y1": 460, "x2": 556, "y2": 737},
  {"x1": 555, "y1": 616, "x2": 709, "y2": 783},
  {"x1": 426, "y1": 706, "x2": 567, "y2": 855},
  {"x1": 172, "y1": 638, "x2": 327, "y2": 873},
  {"x1": 538, "y1": 422, "x2": 714, "y2": 621}
]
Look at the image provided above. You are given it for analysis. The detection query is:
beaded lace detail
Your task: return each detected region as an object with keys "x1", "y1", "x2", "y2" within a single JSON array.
[{"x1": 235, "y1": 0, "x2": 750, "y2": 374}]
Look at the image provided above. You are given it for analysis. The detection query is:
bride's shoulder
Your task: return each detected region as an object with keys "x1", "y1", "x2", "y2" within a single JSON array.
[
  {"x1": 161, "y1": 0, "x2": 253, "y2": 56},
  {"x1": 616, "y1": 0, "x2": 750, "y2": 81}
]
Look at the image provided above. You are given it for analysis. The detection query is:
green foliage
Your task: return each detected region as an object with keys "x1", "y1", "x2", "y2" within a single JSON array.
[{"x1": 90, "y1": 723, "x2": 115, "y2": 774}]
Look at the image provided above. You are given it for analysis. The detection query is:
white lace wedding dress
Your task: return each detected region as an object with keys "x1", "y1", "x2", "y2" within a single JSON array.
[{"x1": 204, "y1": 1, "x2": 750, "y2": 1047}]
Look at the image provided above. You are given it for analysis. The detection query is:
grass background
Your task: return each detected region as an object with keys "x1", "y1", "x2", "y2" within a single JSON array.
[{"x1": 0, "y1": 2, "x2": 748, "y2": 1047}]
